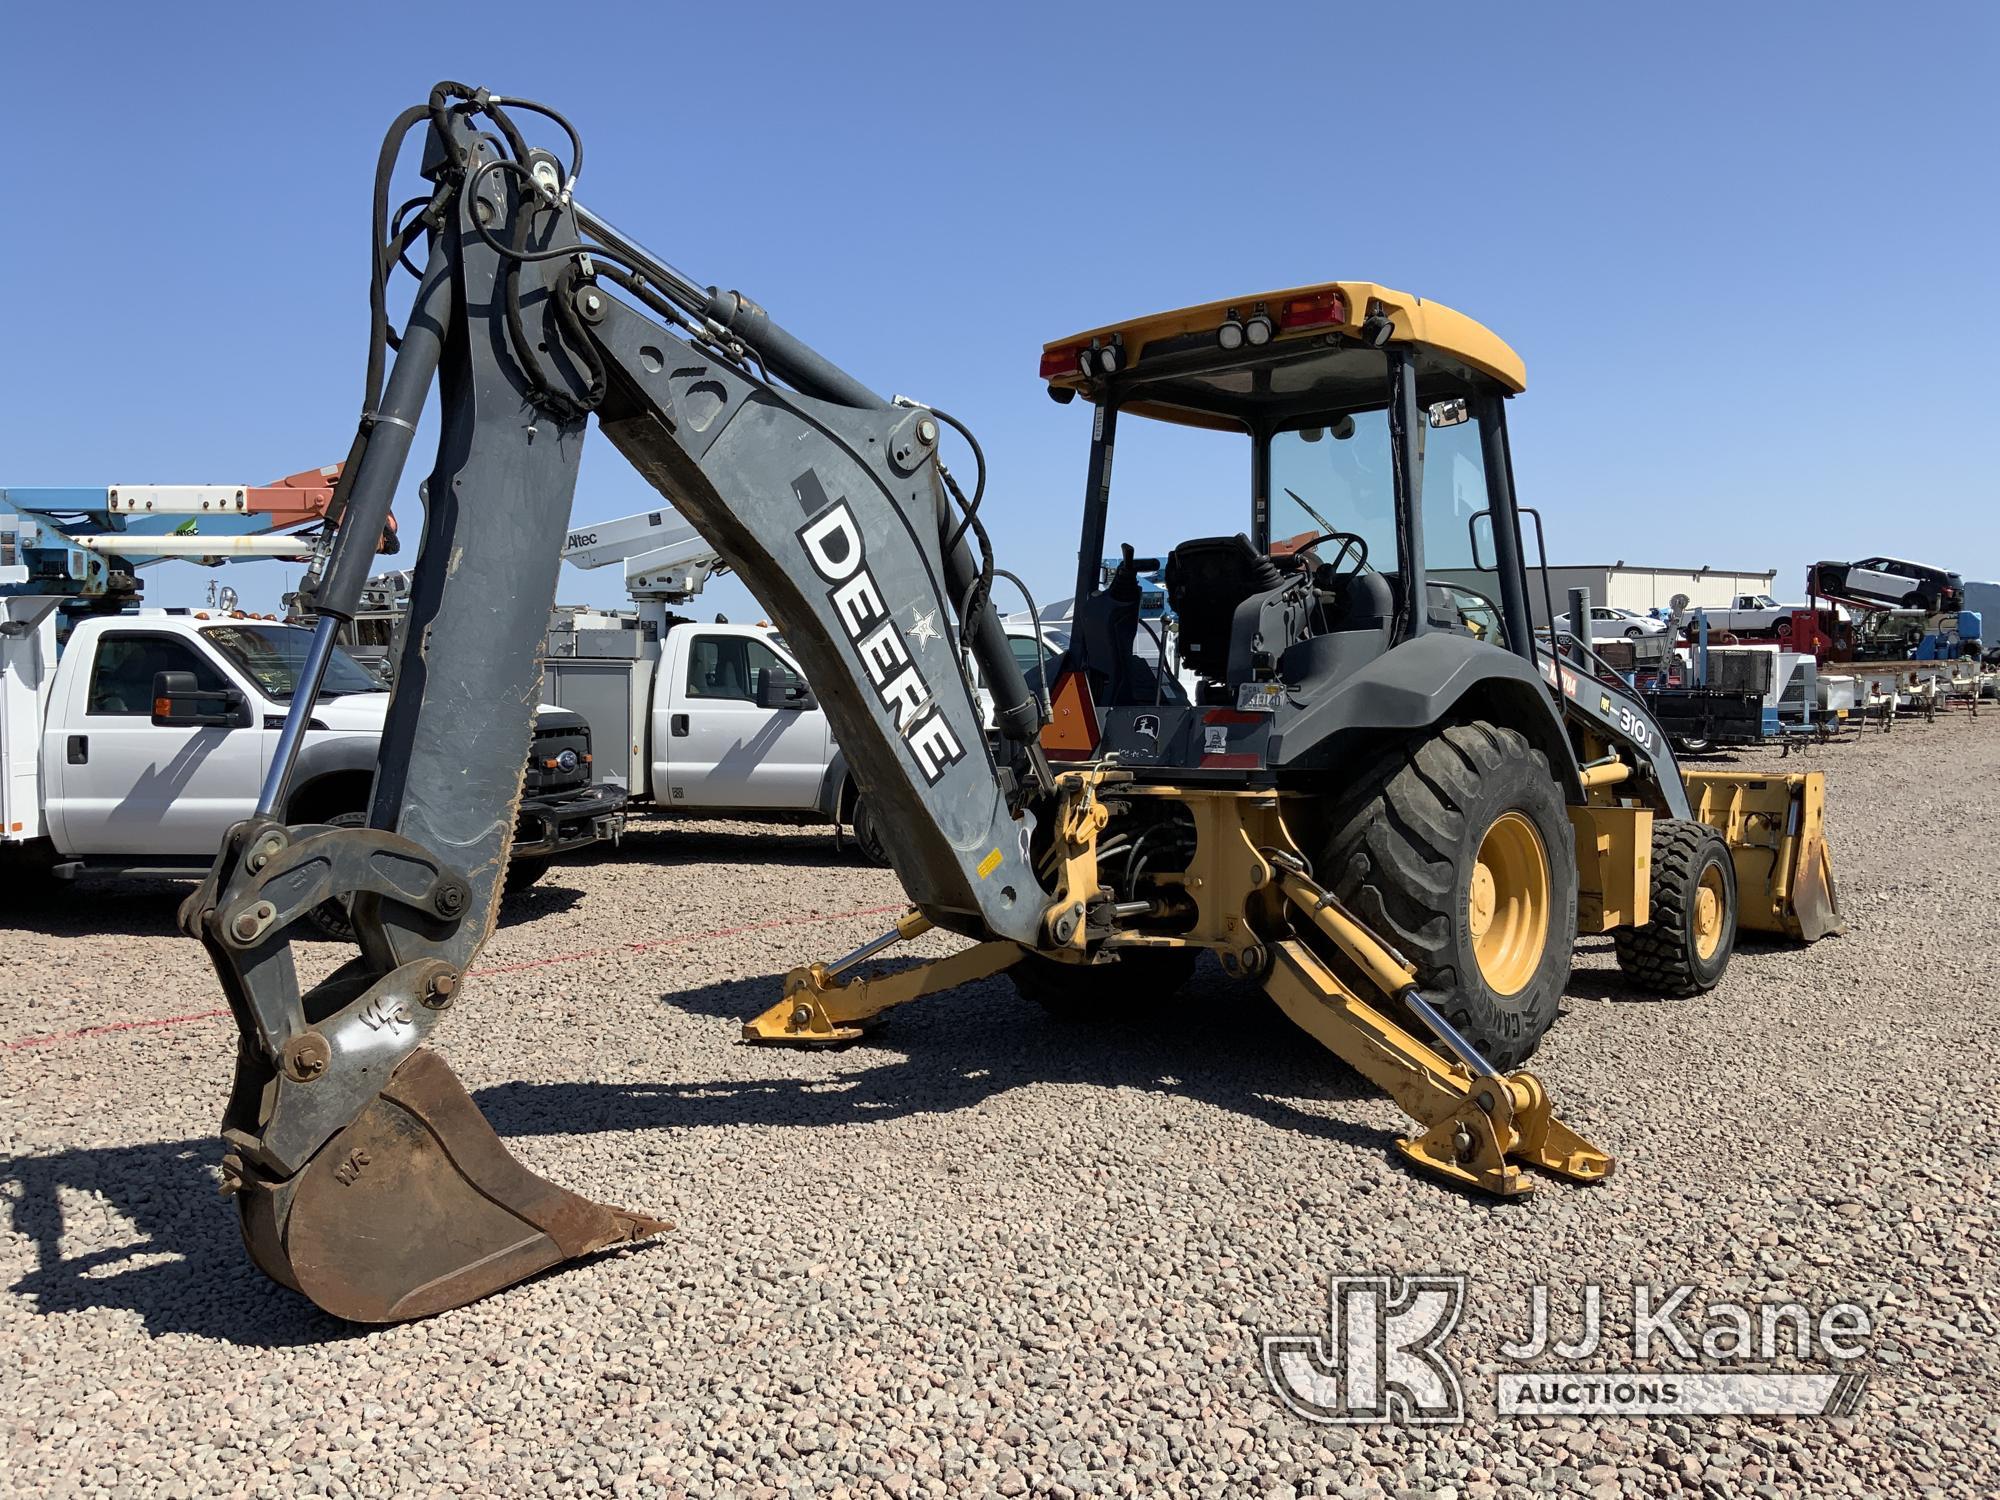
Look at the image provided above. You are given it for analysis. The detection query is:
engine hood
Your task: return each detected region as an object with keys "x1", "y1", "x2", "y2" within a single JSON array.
[{"x1": 305, "y1": 692, "x2": 392, "y2": 731}]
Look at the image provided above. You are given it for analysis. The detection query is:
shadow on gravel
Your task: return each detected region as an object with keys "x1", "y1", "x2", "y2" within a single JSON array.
[
  {"x1": 1, "y1": 880, "x2": 193, "y2": 939},
  {"x1": 1, "y1": 963, "x2": 1395, "y2": 1344},
  {"x1": 479, "y1": 957, "x2": 1398, "y2": 1157},
  {"x1": 0, "y1": 1139, "x2": 362, "y2": 1348},
  {"x1": 591, "y1": 819, "x2": 867, "y2": 872}
]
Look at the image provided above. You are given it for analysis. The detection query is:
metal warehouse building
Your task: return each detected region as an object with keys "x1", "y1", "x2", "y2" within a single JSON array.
[{"x1": 1472, "y1": 563, "x2": 1779, "y2": 629}]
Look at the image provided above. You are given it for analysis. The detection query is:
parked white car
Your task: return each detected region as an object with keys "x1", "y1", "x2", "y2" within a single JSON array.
[{"x1": 1552, "y1": 605, "x2": 1670, "y2": 641}]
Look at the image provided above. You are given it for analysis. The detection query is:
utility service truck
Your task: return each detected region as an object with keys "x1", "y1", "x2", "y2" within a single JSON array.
[{"x1": 1, "y1": 477, "x2": 624, "y2": 901}]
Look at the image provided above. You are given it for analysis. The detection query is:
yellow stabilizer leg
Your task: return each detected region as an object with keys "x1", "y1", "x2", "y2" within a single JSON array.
[
  {"x1": 744, "y1": 910, "x2": 1023, "y2": 1045},
  {"x1": 1266, "y1": 865, "x2": 1612, "y2": 1195}
]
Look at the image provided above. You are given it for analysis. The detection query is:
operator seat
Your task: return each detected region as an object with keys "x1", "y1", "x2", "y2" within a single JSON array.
[
  {"x1": 1329, "y1": 569, "x2": 1394, "y2": 632},
  {"x1": 1164, "y1": 534, "x2": 1285, "y2": 683}
]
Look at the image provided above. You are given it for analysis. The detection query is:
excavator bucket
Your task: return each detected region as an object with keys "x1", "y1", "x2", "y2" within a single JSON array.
[
  {"x1": 1682, "y1": 769, "x2": 1845, "y2": 941},
  {"x1": 234, "y1": 1049, "x2": 667, "y2": 1324}
]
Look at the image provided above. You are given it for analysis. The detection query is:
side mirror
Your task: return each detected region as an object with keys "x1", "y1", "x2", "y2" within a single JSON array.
[
  {"x1": 1427, "y1": 398, "x2": 1470, "y2": 429},
  {"x1": 151, "y1": 670, "x2": 248, "y2": 728},
  {"x1": 755, "y1": 668, "x2": 816, "y2": 711}
]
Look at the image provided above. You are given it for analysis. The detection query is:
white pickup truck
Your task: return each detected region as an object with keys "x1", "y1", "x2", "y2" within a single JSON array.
[
  {"x1": 0, "y1": 611, "x2": 623, "y2": 895},
  {"x1": 540, "y1": 610, "x2": 1065, "y2": 862},
  {"x1": 1702, "y1": 594, "x2": 1846, "y2": 638}
]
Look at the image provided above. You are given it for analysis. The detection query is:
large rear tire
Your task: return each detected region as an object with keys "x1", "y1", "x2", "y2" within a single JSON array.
[
  {"x1": 1318, "y1": 721, "x2": 1578, "y2": 1070},
  {"x1": 1010, "y1": 947, "x2": 1202, "y2": 1019},
  {"x1": 1612, "y1": 819, "x2": 1737, "y2": 996}
]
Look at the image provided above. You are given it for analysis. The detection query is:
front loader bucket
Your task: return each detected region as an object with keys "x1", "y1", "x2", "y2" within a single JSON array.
[
  {"x1": 236, "y1": 1049, "x2": 667, "y2": 1324},
  {"x1": 1683, "y1": 769, "x2": 1845, "y2": 942}
]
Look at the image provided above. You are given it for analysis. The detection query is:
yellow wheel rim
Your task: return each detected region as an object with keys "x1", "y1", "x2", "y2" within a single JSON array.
[
  {"x1": 1468, "y1": 811, "x2": 1551, "y2": 996},
  {"x1": 1694, "y1": 864, "x2": 1727, "y2": 960}
]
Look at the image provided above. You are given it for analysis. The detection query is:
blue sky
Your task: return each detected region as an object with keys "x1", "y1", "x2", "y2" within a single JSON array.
[{"x1": 4, "y1": 3, "x2": 1993, "y2": 624}]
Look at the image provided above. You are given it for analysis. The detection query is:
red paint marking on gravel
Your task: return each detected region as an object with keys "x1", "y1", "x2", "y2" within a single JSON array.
[
  {"x1": 468, "y1": 903, "x2": 905, "y2": 977},
  {"x1": 3, "y1": 1008, "x2": 232, "y2": 1051},
  {"x1": 3, "y1": 901, "x2": 906, "y2": 1052}
]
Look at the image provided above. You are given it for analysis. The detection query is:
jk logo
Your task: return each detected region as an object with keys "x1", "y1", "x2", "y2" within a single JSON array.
[{"x1": 1261, "y1": 1275, "x2": 1466, "y2": 1424}]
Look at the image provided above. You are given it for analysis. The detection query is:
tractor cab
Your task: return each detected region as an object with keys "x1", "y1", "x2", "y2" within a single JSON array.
[{"x1": 1039, "y1": 281, "x2": 1540, "y2": 773}]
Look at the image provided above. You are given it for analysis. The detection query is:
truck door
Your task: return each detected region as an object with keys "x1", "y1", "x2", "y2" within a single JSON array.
[
  {"x1": 1847, "y1": 560, "x2": 1904, "y2": 603},
  {"x1": 43, "y1": 629, "x2": 273, "y2": 858},
  {"x1": 656, "y1": 629, "x2": 830, "y2": 810}
]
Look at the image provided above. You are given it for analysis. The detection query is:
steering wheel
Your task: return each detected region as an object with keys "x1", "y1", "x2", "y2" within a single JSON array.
[
  {"x1": 1291, "y1": 530, "x2": 1370, "y2": 576},
  {"x1": 1275, "y1": 488, "x2": 1370, "y2": 575}
]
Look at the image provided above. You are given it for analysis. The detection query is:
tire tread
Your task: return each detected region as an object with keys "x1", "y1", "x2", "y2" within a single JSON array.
[{"x1": 1612, "y1": 819, "x2": 1732, "y2": 997}]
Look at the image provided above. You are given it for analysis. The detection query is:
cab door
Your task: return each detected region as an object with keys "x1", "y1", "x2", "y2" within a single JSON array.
[
  {"x1": 656, "y1": 629, "x2": 829, "y2": 810},
  {"x1": 43, "y1": 629, "x2": 273, "y2": 858}
]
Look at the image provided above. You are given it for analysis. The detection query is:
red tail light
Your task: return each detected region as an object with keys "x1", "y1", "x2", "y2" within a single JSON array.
[
  {"x1": 1039, "y1": 342, "x2": 1086, "y2": 380},
  {"x1": 1279, "y1": 290, "x2": 1348, "y2": 330}
]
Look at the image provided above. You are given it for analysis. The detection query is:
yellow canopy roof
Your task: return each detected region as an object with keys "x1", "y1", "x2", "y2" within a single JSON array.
[{"x1": 1041, "y1": 280, "x2": 1526, "y2": 421}]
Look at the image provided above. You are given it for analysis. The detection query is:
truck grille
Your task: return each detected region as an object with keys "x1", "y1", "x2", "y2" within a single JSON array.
[{"x1": 526, "y1": 710, "x2": 592, "y2": 797}]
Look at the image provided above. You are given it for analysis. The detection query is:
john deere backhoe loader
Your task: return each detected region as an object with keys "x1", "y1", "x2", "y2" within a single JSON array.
[{"x1": 182, "y1": 85, "x2": 1840, "y2": 1323}]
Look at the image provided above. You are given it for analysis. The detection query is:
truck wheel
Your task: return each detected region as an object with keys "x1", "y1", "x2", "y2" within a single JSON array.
[
  {"x1": 504, "y1": 857, "x2": 553, "y2": 896},
  {"x1": 848, "y1": 792, "x2": 892, "y2": 867},
  {"x1": 1773, "y1": 618, "x2": 1792, "y2": 639},
  {"x1": 1613, "y1": 820, "x2": 1737, "y2": 996},
  {"x1": 303, "y1": 810, "x2": 367, "y2": 942},
  {"x1": 1319, "y1": 721, "x2": 1577, "y2": 1070},
  {"x1": 1010, "y1": 947, "x2": 1202, "y2": 1018}
]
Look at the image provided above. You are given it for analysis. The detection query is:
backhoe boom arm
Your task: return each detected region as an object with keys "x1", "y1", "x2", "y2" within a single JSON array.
[{"x1": 182, "y1": 89, "x2": 1058, "y2": 1321}]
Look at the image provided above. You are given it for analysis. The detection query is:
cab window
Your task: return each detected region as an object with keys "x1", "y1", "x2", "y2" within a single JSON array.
[
  {"x1": 87, "y1": 634, "x2": 228, "y2": 717},
  {"x1": 686, "y1": 635, "x2": 785, "y2": 701},
  {"x1": 1417, "y1": 405, "x2": 1490, "y2": 572},
  {"x1": 1268, "y1": 403, "x2": 1492, "y2": 577},
  {"x1": 1433, "y1": 582, "x2": 1506, "y2": 648},
  {"x1": 1268, "y1": 411, "x2": 1399, "y2": 570}
]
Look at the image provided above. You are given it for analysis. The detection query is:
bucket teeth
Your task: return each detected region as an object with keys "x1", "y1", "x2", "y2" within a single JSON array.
[{"x1": 241, "y1": 1048, "x2": 667, "y2": 1323}]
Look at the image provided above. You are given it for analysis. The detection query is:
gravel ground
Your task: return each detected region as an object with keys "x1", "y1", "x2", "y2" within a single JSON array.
[{"x1": 2, "y1": 718, "x2": 1996, "y2": 1497}]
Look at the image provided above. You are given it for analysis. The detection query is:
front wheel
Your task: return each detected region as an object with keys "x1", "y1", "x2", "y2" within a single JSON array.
[
  {"x1": 1318, "y1": 721, "x2": 1578, "y2": 1070},
  {"x1": 1613, "y1": 820, "x2": 1737, "y2": 996}
]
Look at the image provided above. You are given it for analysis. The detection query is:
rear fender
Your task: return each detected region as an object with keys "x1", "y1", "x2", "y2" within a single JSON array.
[{"x1": 1269, "y1": 632, "x2": 1582, "y2": 800}]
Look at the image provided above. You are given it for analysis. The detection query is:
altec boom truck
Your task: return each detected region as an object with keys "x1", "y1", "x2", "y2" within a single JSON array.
[{"x1": 1, "y1": 467, "x2": 620, "y2": 888}]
